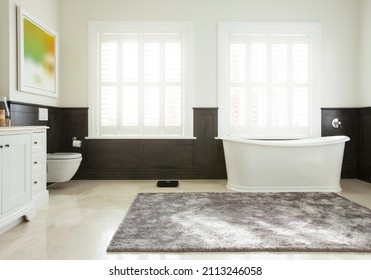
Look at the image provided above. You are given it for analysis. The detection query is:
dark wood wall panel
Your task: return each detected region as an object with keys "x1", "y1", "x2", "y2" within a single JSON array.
[
  {"x1": 86, "y1": 140, "x2": 140, "y2": 169},
  {"x1": 9, "y1": 102, "x2": 63, "y2": 153},
  {"x1": 359, "y1": 108, "x2": 371, "y2": 183},
  {"x1": 321, "y1": 108, "x2": 359, "y2": 178},
  {"x1": 193, "y1": 109, "x2": 218, "y2": 167},
  {"x1": 142, "y1": 141, "x2": 194, "y2": 169},
  {"x1": 81, "y1": 140, "x2": 195, "y2": 178},
  {"x1": 77, "y1": 108, "x2": 226, "y2": 179},
  {"x1": 59, "y1": 108, "x2": 88, "y2": 153},
  {"x1": 9, "y1": 103, "x2": 226, "y2": 179},
  {"x1": 47, "y1": 107, "x2": 63, "y2": 153},
  {"x1": 192, "y1": 108, "x2": 226, "y2": 174},
  {"x1": 10, "y1": 103, "x2": 40, "y2": 126}
]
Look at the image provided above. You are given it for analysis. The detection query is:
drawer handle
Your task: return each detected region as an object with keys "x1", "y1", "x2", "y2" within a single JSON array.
[
  {"x1": 34, "y1": 141, "x2": 38, "y2": 144},
  {"x1": 34, "y1": 181, "x2": 38, "y2": 184},
  {"x1": 5, "y1": 144, "x2": 9, "y2": 148},
  {"x1": 34, "y1": 161, "x2": 38, "y2": 165}
]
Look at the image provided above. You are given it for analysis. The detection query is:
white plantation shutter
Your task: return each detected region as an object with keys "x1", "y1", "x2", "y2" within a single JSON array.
[
  {"x1": 98, "y1": 32, "x2": 184, "y2": 136},
  {"x1": 164, "y1": 35, "x2": 182, "y2": 131},
  {"x1": 122, "y1": 39, "x2": 139, "y2": 83},
  {"x1": 226, "y1": 32, "x2": 313, "y2": 138},
  {"x1": 100, "y1": 41, "x2": 118, "y2": 135},
  {"x1": 122, "y1": 86, "x2": 138, "y2": 126}
]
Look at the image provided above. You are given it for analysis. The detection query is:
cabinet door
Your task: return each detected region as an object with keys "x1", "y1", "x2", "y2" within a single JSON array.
[
  {"x1": 2, "y1": 134, "x2": 31, "y2": 213},
  {"x1": 0, "y1": 138, "x2": 2, "y2": 214}
]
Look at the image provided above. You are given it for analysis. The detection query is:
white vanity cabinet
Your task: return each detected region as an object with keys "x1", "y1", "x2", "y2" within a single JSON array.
[{"x1": 0, "y1": 126, "x2": 48, "y2": 234}]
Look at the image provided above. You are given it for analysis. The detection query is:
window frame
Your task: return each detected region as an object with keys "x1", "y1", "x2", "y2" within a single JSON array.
[
  {"x1": 88, "y1": 21, "x2": 194, "y2": 138},
  {"x1": 218, "y1": 22, "x2": 322, "y2": 139}
]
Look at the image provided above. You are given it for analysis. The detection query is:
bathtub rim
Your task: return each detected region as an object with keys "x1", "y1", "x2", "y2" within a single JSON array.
[{"x1": 218, "y1": 135, "x2": 350, "y2": 147}]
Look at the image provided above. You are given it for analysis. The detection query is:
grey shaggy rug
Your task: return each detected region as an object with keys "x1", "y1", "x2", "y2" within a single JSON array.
[{"x1": 107, "y1": 192, "x2": 371, "y2": 252}]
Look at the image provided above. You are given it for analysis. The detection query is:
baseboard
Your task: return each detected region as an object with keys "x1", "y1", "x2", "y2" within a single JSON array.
[{"x1": 0, "y1": 202, "x2": 36, "y2": 235}]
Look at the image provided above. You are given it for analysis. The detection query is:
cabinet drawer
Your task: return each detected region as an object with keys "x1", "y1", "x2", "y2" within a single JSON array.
[
  {"x1": 32, "y1": 152, "x2": 45, "y2": 172},
  {"x1": 32, "y1": 171, "x2": 45, "y2": 193},
  {"x1": 32, "y1": 132, "x2": 45, "y2": 152}
]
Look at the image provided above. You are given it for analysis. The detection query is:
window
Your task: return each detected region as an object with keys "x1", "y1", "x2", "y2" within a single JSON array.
[
  {"x1": 89, "y1": 22, "x2": 193, "y2": 137},
  {"x1": 218, "y1": 22, "x2": 321, "y2": 139}
]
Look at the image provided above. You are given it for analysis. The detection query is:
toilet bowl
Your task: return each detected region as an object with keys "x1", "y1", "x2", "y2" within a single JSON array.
[{"x1": 47, "y1": 153, "x2": 82, "y2": 183}]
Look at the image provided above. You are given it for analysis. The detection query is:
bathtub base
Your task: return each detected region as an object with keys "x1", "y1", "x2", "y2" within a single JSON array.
[{"x1": 226, "y1": 182, "x2": 342, "y2": 193}]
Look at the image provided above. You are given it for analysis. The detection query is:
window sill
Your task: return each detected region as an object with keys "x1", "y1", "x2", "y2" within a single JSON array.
[{"x1": 85, "y1": 136, "x2": 197, "y2": 140}]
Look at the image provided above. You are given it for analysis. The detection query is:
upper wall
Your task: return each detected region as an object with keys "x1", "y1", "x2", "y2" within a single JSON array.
[
  {"x1": 58, "y1": 0, "x2": 361, "y2": 108},
  {"x1": 360, "y1": 0, "x2": 371, "y2": 106},
  {"x1": 5, "y1": 0, "x2": 60, "y2": 107},
  {"x1": 0, "y1": 0, "x2": 9, "y2": 98}
]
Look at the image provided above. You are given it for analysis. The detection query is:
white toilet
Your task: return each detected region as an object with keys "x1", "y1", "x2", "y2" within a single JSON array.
[{"x1": 47, "y1": 153, "x2": 82, "y2": 183}]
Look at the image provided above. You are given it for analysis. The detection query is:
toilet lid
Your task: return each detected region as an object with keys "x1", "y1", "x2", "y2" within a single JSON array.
[{"x1": 47, "y1": 153, "x2": 82, "y2": 160}]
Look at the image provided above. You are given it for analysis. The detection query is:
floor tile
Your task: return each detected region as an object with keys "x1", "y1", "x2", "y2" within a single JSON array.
[{"x1": 0, "y1": 179, "x2": 370, "y2": 260}]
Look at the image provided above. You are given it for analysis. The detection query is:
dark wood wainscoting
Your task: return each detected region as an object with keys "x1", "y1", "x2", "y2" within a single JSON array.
[
  {"x1": 10, "y1": 101, "x2": 371, "y2": 182},
  {"x1": 321, "y1": 108, "x2": 359, "y2": 178},
  {"x1": 10, "y1": 102, "x2": 62, "y2": 153},
  {"x1": 9, "y1": 103, "x2": 226, "y2": 179},
  {"x1": 321, "y1": 106, "x2": 371, "y2": 183},
  {"x1": 359, "y1": 107, "x2": 371, "y2": 182},
  {"x1": 80, "y1": 139, "x2": 195, "y2": 179},
  {"x1": 77, "y1": 108, "x2": 227, "y2": 179},
  {"x1": 9, "y1": 102, "x2": 88, "y2": 154}
]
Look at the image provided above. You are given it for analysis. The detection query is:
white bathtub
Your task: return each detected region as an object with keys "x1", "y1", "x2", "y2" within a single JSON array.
[{"x1": 221, "y1": 136, "x2": 350, "y2": 192}]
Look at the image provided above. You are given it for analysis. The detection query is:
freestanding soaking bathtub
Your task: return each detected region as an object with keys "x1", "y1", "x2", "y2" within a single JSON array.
[{"x1": 221, "y1": 136, "x2": 350, "y2": 192}]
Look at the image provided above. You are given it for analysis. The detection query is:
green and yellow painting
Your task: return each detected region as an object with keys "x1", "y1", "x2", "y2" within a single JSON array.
[{"x1": 23, "y1": 17, "x2": 55, "y2": 92}]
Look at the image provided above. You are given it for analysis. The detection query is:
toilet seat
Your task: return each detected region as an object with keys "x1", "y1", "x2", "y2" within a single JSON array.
[{"x1": 47, "y1": 153, "x2": 82, "y2": 160}]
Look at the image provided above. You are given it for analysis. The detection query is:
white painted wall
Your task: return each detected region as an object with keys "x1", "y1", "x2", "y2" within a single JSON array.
[
  {"x1": 360, "y1": 0, "x2": 371, "y2": 106},
  {"x1": 1, "y1": 0, "x2": 364, "y2": 108},
  {"x1": 59, "y1": 0, "x2": 361, "y2": 108},
  {"x1": 0, "y1": 0, "x2": 10, "y2": 99},
  {"x1": 6, "y1": 0, "x2": 60, "y2": 106}
]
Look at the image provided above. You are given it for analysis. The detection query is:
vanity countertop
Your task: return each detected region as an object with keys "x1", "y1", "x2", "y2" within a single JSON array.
[{"x1": 0, "y1": 126, "x2": 49, "y2": 133}]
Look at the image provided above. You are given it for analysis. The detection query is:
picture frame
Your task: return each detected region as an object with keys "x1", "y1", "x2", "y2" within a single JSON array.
[{"x1": 17, "y1": 6, "x2": 58, "y2": 97}]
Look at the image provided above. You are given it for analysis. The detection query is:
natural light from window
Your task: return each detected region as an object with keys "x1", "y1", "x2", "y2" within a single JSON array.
[
  {"x1": 218, "y1": 22, "x2": 321, "y2": 139},
  {"x1": 88, "y1": 22, "x2": 193, "y2": 138}
]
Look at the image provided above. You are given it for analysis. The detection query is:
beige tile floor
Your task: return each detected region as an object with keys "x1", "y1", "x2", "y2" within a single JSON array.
[{"x1": 0, "y1": 179, "x2": 371, "y2": 260}]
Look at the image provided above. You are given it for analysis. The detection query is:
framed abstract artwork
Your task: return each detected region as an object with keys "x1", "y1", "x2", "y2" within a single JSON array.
[{"x1": 17, "y1": 6, "x2": 58, "y2": 97}]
